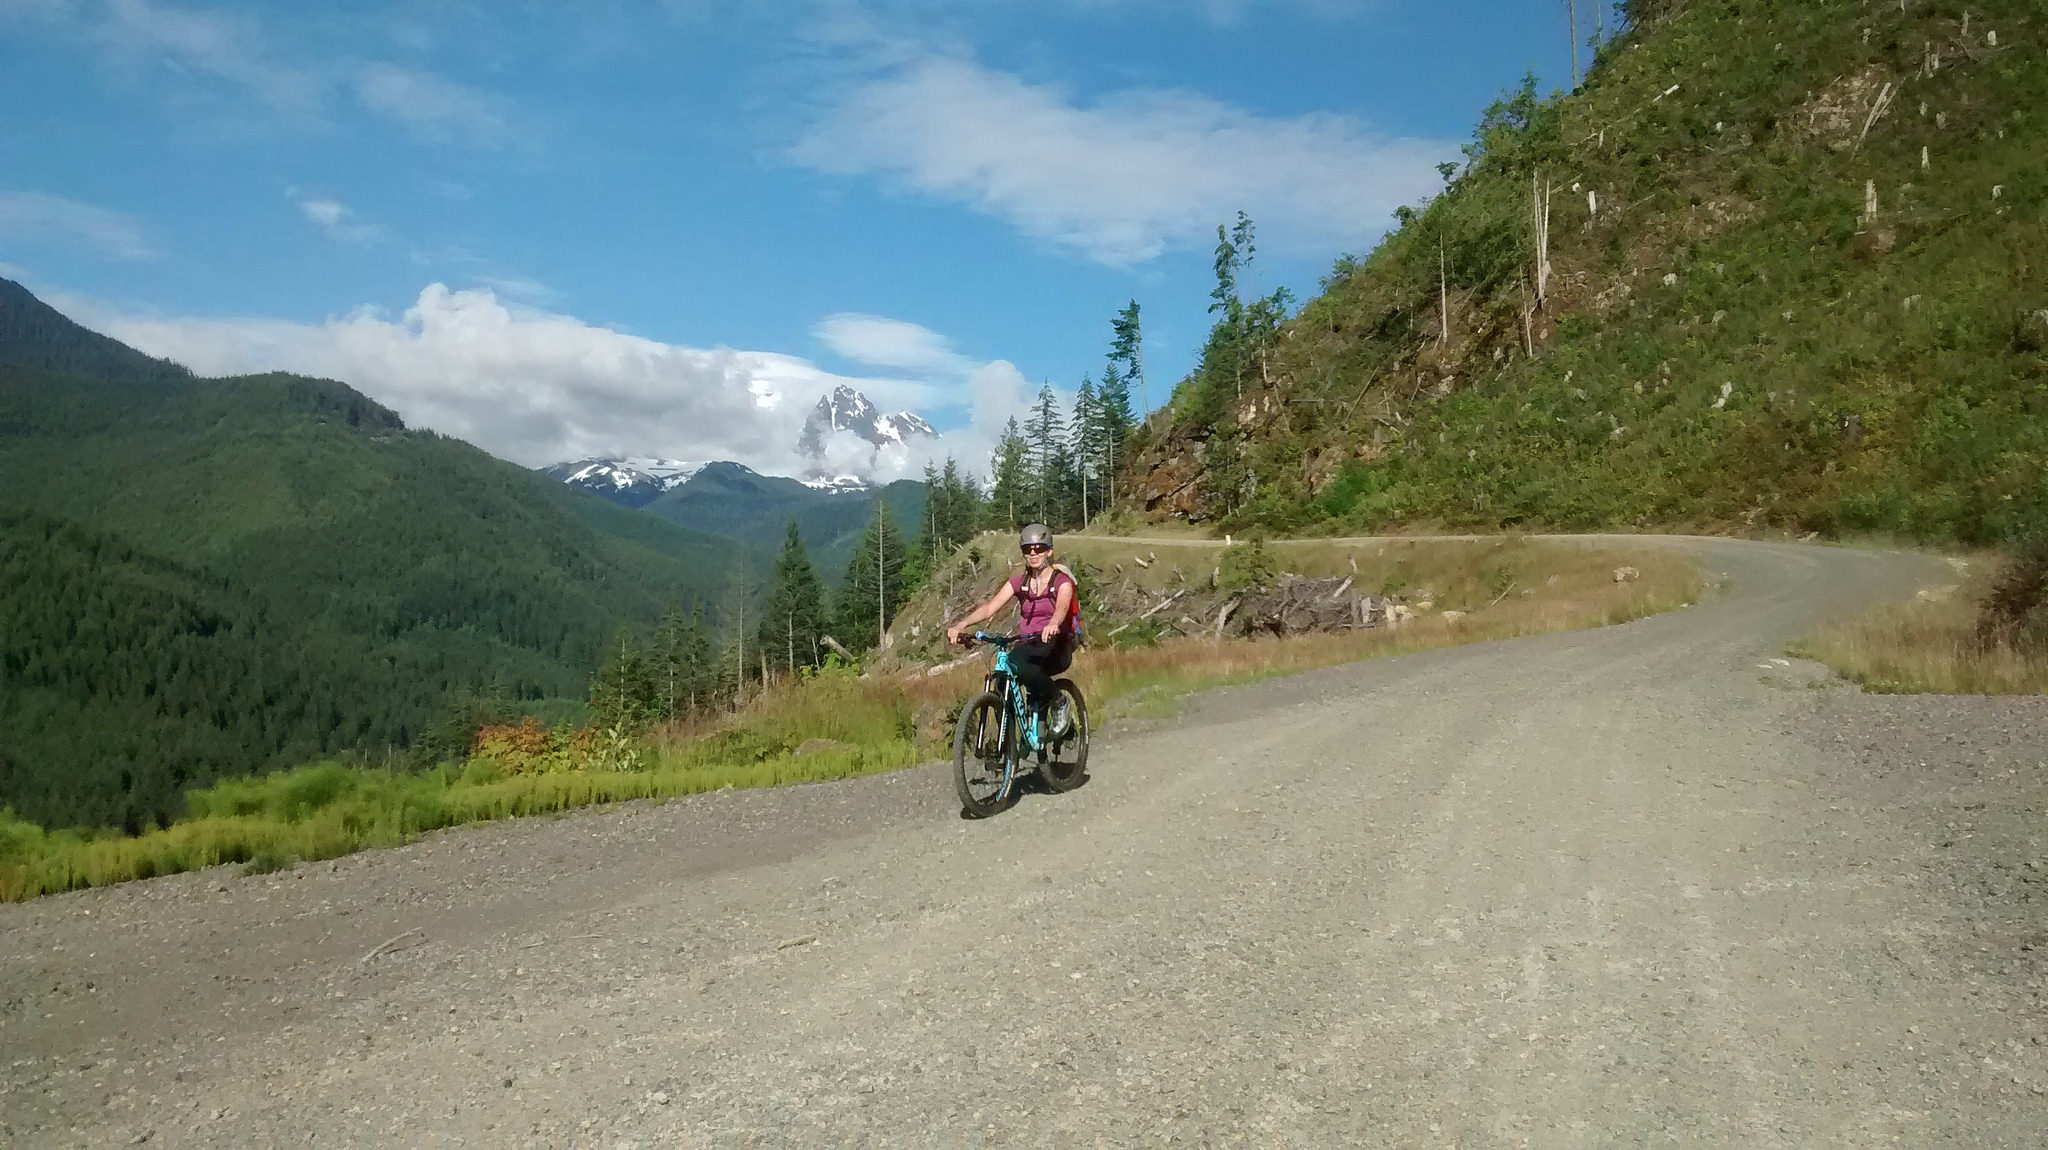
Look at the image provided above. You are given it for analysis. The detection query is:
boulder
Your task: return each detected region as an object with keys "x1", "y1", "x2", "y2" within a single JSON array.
[{"x1": 1612, "y1": 566, "x2": 1641, "y2": 584}]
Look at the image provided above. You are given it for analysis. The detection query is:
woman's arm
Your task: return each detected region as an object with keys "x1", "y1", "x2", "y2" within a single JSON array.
[
  {"x1": 1042, "y1": 579, "x2": 1074, "y2": 643},
  {"x1": 947, "y1": 581, "x2": 1016, "y2": 644}
]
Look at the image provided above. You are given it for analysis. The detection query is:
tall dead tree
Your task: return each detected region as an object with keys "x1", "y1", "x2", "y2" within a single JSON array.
[
  {"x1": 1567, "y1": 0, "x2": 1580, "y2": 88},
  {"x1": 1532, "y1": 171, "x2": 1555, "y2": 309},
  {"x1": 1439, "y1": 234, "x2": 1451, "y2": 343}
]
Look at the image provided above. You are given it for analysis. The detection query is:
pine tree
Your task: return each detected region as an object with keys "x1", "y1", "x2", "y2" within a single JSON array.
[
  {"x1": 1026, "y1": 383, "x2": 1068, "y2": 526},
  {"x1": 1071, "y1": 376, "x2": 1102, "y2": 527},
  {"x1": 756, "y1": 521, "x2": 826, "y2": 675},
  {"x1": 1096, "y1": 361, "x2": 1136, "y2": 507},
  {"x1": 590, "y1": 627, "x2": 658, "y2": 731},
  {"x1": 986, "y1": 417, "x2": 1030, "y2": 531},
  {"x1": 1110, "y1": 299, "x2": 1145, "y2": 418},
  {"x1": 834, "y1": 500, "x2": 908, "y2": 652},
  {"x1": 911, "y1": 458, "x2": 985, "y2": 583}
]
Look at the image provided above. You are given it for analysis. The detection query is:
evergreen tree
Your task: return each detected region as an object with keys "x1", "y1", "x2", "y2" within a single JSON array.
[
  {"x1": 907, "y1": 458, "x2": 986, "y2": 589},
  {"x1": 590, "y1": 627, "x2": 659, "y2": 731},
  {"x1": 986, "y1": 418, "x2": 1030, "y2": 531},
  {"x1": 716, "y1": 562, "x2": 758, "y2": 704},
  {"x1": 1026, "y1": 383, "x2": 1069, "y2": 526},
  {"x1": 757, "y1": 521, "x2": 826, "y2": 675},
  {"x1": 1071, "y1": 376, "x2": 1102, "y2": 526},
  {"x1": 833, "y1": 500, "x2": 908, "y2": 651},
  {"x1": 1110, "y1": 299, "x2": 1145, "y2": 417},
  {"x1": 1096, "y1": 361, "x2": 1136, "y2": 506}
]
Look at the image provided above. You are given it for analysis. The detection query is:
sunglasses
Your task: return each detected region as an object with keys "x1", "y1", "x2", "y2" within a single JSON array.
[{"x1": 1021, "y1": 544, "x2": 1051, "y2": 554}]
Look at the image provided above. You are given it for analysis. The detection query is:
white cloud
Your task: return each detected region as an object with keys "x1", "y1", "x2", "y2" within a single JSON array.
[
  {"x1": 791, "y1": 55, "x2": 1454, "y2": 264},
  {"x1": 289, "y1": 190, "x2": 380, "y2": 244},
  {"x1": 0, "y1": 190, "x2": 153, "y2": 259},
  {"x1": 814, "y1": 313, "x2": 972, "y2": 375},
  {"x1": 28, "y1": 0, "x2": 522, "y2": 147},
  {"x1": 352, "y1": 63, "x2": 519, "y2": 148},
  {"x1": 97, "y1": 0, "x2": 323, "y2": 114},
  {"x1": 57, "y1": 284, "x2": 1049, "y2": 481}
]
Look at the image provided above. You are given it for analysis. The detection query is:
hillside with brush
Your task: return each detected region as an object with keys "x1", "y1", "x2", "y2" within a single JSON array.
[
  {"x1": 1130, "y1": 0, "x2": 2046, "y2": 545},
  {"x1": 0, "y1": 281, "x2": 739, "y2": 831}
]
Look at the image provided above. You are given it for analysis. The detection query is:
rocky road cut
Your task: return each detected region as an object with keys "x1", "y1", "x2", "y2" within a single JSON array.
[{"x1": 5, "y1": 537, "x2": 2048, "y2": 1146}]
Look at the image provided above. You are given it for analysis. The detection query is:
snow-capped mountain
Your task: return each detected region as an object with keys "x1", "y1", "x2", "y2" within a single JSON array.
[
  {"x1": 541, "y1": 457, "x2": 705, "y2": 508},
  {"x1": 796, "y1": 384, "x2": 937, "y2": 464},
  {"x1": 800, "y1": 474, "x2": 873, "y2": 495}
]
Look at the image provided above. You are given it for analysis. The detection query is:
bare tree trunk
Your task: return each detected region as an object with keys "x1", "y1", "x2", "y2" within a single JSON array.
[
  {"x1": 877, "y1": 503, "x2": 887, "y2": 650},
  {"x1": 1568, "y1": 0, "x2": 1580, "y2": 88},
  {"x1": 1532, "y1": 171, "x2": 1554, "y2": 309},
  {"x1": 1439, "y1": 234, "x2": 1450, "y2": 343}
]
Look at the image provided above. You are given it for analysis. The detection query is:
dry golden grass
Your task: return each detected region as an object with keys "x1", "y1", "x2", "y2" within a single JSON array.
[{"x1": 1793, "y1": 568, "x2": 2048, "y2": 695}]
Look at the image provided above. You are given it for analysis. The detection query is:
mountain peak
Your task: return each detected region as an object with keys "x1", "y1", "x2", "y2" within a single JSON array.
[
  {"x1": 796, "y1": 385, "x2": 937, "y2": 474},
  {"x1": 541, "y1": 456, "x2": 705, "y2": 508}
]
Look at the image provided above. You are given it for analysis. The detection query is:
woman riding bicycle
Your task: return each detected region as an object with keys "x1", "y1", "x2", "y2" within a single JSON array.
[{"x1": 945, "y1": 523, "x2": 1076, "y2": 730}]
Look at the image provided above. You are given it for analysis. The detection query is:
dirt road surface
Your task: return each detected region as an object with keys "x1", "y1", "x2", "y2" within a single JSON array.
[{"x1": 5, "y1": 537, "x2": 2047, "y2": 1147}]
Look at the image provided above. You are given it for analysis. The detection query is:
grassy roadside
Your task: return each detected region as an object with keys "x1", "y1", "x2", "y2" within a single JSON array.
[
  {"x1": 1791, "y1": 555, "x2": 2048, "y2": 694},
  {"x1": 0, "y1": 541, "x2": 1699, "y2": 901}
]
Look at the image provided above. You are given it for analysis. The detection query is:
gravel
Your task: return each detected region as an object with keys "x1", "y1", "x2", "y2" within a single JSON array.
[{"x1": 3, "y1": 537, "x2": 2045, "y2": 1146}]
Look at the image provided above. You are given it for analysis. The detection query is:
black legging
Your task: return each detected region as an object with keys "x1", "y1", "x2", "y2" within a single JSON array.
[{"x1": 1011, "y1": 636, "x2": 1074, "y2": 712}]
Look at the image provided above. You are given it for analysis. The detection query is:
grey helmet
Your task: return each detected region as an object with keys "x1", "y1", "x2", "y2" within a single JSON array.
[{"x1": 1019, "y1": 523, "x2": 1052, "y2": 549}]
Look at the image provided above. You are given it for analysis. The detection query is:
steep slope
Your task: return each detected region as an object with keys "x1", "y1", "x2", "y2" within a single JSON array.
[
  {"x1": 1131, "y1": 0, "x2": 2047, "y2": 544},
  {"x1": 644, "y1": 461, "x2": 928, "y2": 583},
  {"x1": 0, "y1": 282, "x2": 738, "y2": 829}
]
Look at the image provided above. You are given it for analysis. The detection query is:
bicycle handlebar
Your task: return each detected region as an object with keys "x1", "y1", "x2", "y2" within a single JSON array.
[{"x1": 968, "y1": 631, "x2": 1020, "y2": 646}]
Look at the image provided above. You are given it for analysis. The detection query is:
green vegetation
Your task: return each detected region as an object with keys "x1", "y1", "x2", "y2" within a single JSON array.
[
  {"x1": 641, "y1": 461, "x2": 927, "y2": 584},
  {"x1": 0, "y1": 540, "x2": 1698, "y2": 900},
  {"x1": 0, "y1": 280, "x2": 739, "y2": 830},
  {"x1": 1133, "y1": 0, "x2": 2048, "y2": 548}
]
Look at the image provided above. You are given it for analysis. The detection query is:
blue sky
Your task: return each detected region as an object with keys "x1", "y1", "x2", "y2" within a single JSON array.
[{"x1": 1, "y1": 0, "x2": 1602, "y2": 476}]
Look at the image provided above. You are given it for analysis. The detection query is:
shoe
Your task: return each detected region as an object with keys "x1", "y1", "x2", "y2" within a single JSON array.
[{"x1": 1046, "y1": 697, "x2": 1072, "y2": 739}]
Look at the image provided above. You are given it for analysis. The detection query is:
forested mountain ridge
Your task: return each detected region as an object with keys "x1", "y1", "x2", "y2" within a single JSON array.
[
  {"x1": 644, "y1": 461, "x2": 928, "y2": 585},
  {"x1": 1130, "y1": 0, "x2": 2047, "y2": 544},
  {"x1": 0, "y1": 280, "x2": 739, "y2": 830}
]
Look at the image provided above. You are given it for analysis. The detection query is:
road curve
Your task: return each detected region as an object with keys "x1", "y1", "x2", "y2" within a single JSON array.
[{"x1": 6, "y1": 537, "x2": 2047, "y2": 1146}]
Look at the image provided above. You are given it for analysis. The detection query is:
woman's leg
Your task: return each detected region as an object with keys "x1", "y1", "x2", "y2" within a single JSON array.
[{"x1": 1011, "y1": 640, "x2": 1057, "y2": 712}]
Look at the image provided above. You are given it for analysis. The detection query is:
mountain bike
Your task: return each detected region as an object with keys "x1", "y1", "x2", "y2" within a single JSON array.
[{"x1": 952, "y1": 632, "x2": 1089, "y2": 818}]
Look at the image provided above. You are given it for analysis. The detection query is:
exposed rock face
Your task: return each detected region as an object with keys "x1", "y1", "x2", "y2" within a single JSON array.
[{"x1": 1134, "y1": 438, "x2": 1207, "y2": 519}]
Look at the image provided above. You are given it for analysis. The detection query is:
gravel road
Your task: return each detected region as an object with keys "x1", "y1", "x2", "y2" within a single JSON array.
[{"x1": 5, "y1": 537, "x2": 2047, "y2": 1147}]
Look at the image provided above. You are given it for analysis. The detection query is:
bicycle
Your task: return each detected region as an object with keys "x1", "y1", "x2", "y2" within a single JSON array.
[{"x1": 951, "y1": 632, "x2": 1089, "y2": 818}]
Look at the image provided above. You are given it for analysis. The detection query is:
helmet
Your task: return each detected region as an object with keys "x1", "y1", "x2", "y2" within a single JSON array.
[{"x1": 1019, "y1": 523, "x2": 1052, "y2": 549}]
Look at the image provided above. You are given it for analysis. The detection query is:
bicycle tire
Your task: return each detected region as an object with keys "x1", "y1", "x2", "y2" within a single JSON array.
[
  {"x1": 1037, "y1": 678, "x2": 1089, "y2": 793},
  {"x1": 953, "y1": 691, "x2": 1014, "y2": 817}
]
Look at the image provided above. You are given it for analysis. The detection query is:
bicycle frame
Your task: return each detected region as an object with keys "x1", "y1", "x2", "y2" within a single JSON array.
[{"x1": 977, "y1": 633, "x2": 1043, "y2": 764}]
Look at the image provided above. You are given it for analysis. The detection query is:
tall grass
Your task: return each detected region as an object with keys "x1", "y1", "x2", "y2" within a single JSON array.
[
  {"x1": 1793, "y1": 563, "x2": 2048, "y2": 694},
  {"x1": 0, "y1": 542, "x2": 1698, "y2": 901}
]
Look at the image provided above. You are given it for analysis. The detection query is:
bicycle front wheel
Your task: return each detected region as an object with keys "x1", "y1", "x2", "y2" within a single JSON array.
[{"x1": 953, "y1": 691, "x2": 1015, "y2": 817}]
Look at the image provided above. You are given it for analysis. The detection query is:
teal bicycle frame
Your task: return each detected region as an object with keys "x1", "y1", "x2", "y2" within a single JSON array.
[{"x1": 975, "y1": 631, "x2": 1044, "y2": 762}]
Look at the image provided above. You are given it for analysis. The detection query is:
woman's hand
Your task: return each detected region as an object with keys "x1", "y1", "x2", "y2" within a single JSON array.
[
  {"x1": 1039, "y1": 622, "x2": 1058, "y2": 643},
  {"x1": 946, "y1": 624, "x2": 966, "y2": 646}
]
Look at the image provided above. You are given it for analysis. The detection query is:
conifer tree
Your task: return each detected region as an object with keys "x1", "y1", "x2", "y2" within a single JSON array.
[
  {"x1": 1110, "y1": 299, "x2": 1145, "y2": 417},
  {"x1": 1096, "y1": 361, "x2": 1136, "y2": 506},
  {"x1": 986, "y1": 418, "x2": 1030, "y2": 530},
  {"x1": 834, "y1": 500, "x2": 908, "y2": 651},
  {"x1": 1072, "y1": 376, "x2": 1102, "y2": 526},
  {"x1": 1026, "y1": 383, "x2": 1069, "y2": 525},
  {"x1": 757, "y1": 521, "x2": 826, "y2": 674}
]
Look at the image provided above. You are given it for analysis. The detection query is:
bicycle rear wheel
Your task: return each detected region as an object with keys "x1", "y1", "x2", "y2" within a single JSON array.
[
  {"x1": 953, "y1": 691, "x2": 1015, "y2": 817},
  {"x1": 1037, "y1": 678, "x2": 1089, "y2": 793}
]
